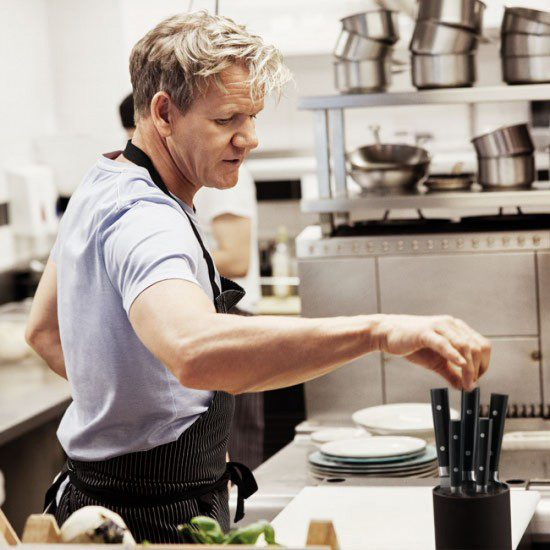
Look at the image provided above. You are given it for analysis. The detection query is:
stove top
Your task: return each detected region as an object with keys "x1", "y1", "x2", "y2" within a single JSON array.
[{"x1": 333, "y1": 214, "x2": 550, "y2": 238}]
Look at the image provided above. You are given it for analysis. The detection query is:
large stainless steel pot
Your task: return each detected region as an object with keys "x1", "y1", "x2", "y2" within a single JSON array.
[
  {"x1": 477, "y1": 155, "x2": 535, "y2": 188},
  {"x1": 334, "y1": 30, "x2": 393, "y2": 61},
  {"x1": 504, "y1": 7, "x2": 550, "y2": 27},
  {"x1": 501, "y1": 8, "x2": 550, "y2": 36},
  {"x1": 410, "y1": 20, "x2": 478, "y2": 54},
  {"x1": 501, "y1": 33, "x2": 550, "y2": 57},
  {"x1": 347, "y1": 143, "x2": 431, "y2": 190},
  {"x1": 417, "y1": 0, "x2": 485, "y2": 33},
  {"x1": 334, "y1": 58, "x2": 391, "y2": 93},
  {"x1": 341, "y1": 11, "x2": 400, "y2": 44},
  {"x1": 471, "y1": 123, "x2": 534, "y2": 158},
  {"x1": 412, "y1": 53, "x2": 476, "y2": 89},
  {"x1": 502, "y1": 55, "x2": 550, "y2": 84}
]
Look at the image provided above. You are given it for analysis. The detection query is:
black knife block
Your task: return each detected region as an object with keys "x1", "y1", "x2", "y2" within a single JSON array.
[{"x1": 433, "y1": 485, "x2": 511, "y2": 550}]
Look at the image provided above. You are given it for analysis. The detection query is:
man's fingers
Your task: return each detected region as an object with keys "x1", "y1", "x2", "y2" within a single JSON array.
[
  {"x1": 422, "y1": 331, "x2": 467, "y2": 370},
  {"x1": 425, "y1": 330, "x2": 479, "y2": 390},
  {"x1": 450, "y1": 318, "x2": 491, "y2": 383}
]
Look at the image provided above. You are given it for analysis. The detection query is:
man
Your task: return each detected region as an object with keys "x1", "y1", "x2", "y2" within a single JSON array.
[
  {"x1": 119, "y1": 92, "x2": 264, "y2": 469},
  {"x1": 26, "y1": 11, "x2": 490, "y2": 544}
]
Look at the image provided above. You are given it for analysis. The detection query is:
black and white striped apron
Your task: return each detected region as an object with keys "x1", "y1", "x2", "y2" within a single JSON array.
[{"x1": 44, "y1": 141, "x2": 257, "y2": 543}]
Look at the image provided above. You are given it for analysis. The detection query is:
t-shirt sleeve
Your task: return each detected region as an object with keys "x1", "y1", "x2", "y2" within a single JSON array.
[{"x1": 102, "y1": 200, "x2": 202, "y2": 313}]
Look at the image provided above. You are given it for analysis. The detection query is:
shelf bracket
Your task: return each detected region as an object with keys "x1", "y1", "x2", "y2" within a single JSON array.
[{"x1": 313, "y1": 110, "x2": 331, "y2": 199}]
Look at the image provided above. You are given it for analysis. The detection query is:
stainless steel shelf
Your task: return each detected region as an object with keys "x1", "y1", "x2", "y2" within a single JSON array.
[
  {"x1": 298, "y1": 84, "x2": 550, "y2": 110},
  {"x1": 301, "y1": 183, "x2": 550, "y2": 213}
]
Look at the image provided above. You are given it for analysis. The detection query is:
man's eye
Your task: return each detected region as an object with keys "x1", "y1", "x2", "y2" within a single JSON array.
[{"x1": 216, "y1": 117, "x2": 233, "y2": 125}]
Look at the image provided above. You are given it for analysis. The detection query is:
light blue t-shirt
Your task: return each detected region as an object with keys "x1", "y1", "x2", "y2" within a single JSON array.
[{"x1": 53, "y1": 153, "x2": 219, "y2": 461}]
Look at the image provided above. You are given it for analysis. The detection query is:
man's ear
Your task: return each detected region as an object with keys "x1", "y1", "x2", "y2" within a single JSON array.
[{"x1": 150, "y1": 92, "x2": 173, "y2": 137}]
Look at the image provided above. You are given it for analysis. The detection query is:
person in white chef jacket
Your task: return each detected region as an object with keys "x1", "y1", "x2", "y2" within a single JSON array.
[
  {"x1": 193, "y1": 167, "x2": 260, "y2": 316},
  {"x1": 193, "y1": 167, "x2": 264, "y2": 469}
]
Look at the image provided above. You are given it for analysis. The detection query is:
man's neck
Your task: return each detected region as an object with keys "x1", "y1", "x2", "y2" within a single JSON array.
[{"x1": 128, "y1": 122, "x2": 197, "y2": 207}]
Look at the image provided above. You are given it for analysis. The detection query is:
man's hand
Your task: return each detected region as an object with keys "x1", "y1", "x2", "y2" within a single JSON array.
[{"x1": 373, "y1": 314, "x2": 490, "y2": 391}]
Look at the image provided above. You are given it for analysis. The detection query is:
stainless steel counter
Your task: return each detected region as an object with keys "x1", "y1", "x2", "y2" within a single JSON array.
[
  {"x1": 0, "y1": 358, "x2": 71, "y2": 445},
  {"x1": 232, "y1": 419, "x2": 550, "y2": 544}
]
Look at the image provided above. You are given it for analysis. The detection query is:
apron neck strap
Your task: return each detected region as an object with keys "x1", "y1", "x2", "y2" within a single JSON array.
[{"x1": 122, "y1": 140, "x2": 221, "y2": 299}]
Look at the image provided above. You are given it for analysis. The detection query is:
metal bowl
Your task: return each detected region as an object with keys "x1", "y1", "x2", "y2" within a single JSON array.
[
  {"x1": 350, "y1": 162, "x2": 430, "y2": 190},
  {"x1": 501, "y1": 33, "x2": 550, "y2": 56},
  {"x1": 412, "y1": 53, "x2": 476, "y2": 89},
  {"x1": 417, "y1": 0, "x2": 486, "y2": 33},
  {"x1": 471, "y1": 123, "x2": 534, "y2": 158},
  {"x1": 341, "y1": 11, "x2": 400, "y2": 44},
  {"x1": 477, "y1": 155, "x2": 535, "y2": 188},
  {"x1": 347, "y1": 144, "x2": 431, "y2": 189},
  {"x1": 410, "y1": 20, "x2": 478, "y2": 54},
  {"x1": 502, "y1": 54, "x2": 550, "y2": 84},
  {"x1": 334, "y1": 30, "x2": 393, "y2": 61},
  {"x1": 334, "y1": 58, "x2": 391, "y2": 93},
  {"x1": 501, "y1": 8, "x2": 550, "y2": 36}
]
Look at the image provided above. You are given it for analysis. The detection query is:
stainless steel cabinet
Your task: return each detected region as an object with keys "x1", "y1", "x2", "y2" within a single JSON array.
[
  {"x1": 298, "y1": 258, "x2": 383, "y2": 421},
  {"x1": 378, "y1": 252, "x2": 538, "y2": 337}
]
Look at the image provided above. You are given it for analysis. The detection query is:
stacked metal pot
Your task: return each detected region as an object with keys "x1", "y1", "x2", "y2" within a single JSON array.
[
  {"x1": 410, "y1": 0, "x2": 485, "y2": 89},
  {"x1": 501, "y1": 7, "x2": 550, "y2": 84},
  {"x1": 471, "y1": 123, "x2": 536, "y2": 189},
  {"x1": 334, "y1": 10, "x2": 399, "y2": 93}
]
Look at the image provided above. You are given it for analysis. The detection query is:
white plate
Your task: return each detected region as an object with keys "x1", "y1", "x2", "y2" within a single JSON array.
[
  {"x1": 311, "y1": 427, "x2": 370, "y2": 445},
  {"x1": 320, "y1": 436, "x2": 426, "y2": 459},
  {"x1": 352, "y1": 403, "x2": 459, "y2": 435}
]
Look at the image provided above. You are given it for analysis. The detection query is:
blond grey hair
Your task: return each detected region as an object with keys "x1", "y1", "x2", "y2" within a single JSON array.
[{"x1": 129, "y1": 11, "x2": 291, "y2": 121}]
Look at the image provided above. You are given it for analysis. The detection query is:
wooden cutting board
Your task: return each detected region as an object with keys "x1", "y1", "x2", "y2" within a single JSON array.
[{"x1": 271, "y1": 486, "x2": 540, "y2": 550}]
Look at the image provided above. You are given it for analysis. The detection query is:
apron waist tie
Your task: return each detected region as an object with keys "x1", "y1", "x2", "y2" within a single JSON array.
[
  {"x1": 227, "y1": 461, "x2": 258, "y2": 522},
  {"x1": 47, "y1": 460, "x2": 257, "y2": 523}
]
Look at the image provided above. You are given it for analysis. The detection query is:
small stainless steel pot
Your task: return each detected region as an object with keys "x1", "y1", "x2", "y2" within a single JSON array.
[
  {"x1": 501, "y1": 8, "x2": 550, "y2": 36},
  {"x1": 417, "y1": 0, "x2": 486, "y2": 33},
  {"x1": 471, "y1": 123, "x2": 534, "y2": 158},
  {"x1": 334, "y1": 30, "x2": 393, "y2": 61},
  {"x1": 341, "y1": 10, "x2": 400, "y2": 44},
  {"x1": 477, "y1": 155, "x2": 535, "y2": 188},
  {"x1": 501, "y1": 33, "x2": 550, "y2": 56},
  {"x1": 410, "y1": 20, "x2": 478, "y2": 54},
  {"x1": 334, "y1": 58, "x2": 391, "y2": 93},
  {"x1": 412, "y1": 53, "x2": 476, "y2": 89},
  {"x1": 502, "y1": 54, "x2": 550, "y2": 84}
]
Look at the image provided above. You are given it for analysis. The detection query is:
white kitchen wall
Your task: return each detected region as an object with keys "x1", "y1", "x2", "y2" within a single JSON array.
[{"x1": 0, "y1": 0, "x2": 55, "y2": 170}]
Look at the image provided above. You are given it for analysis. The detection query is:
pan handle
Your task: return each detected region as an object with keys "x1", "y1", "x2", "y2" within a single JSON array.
[{"x1": 369, "y1": 125, "x2": 381, "y2": 145}]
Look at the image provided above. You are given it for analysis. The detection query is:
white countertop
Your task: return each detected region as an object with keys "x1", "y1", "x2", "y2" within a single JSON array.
[{"x1": 0, "y1": 357, "x2": 71, "y2": 446}]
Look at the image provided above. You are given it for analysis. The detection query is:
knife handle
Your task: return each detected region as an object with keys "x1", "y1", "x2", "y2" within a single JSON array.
[
  {"x1": 475, "y1": 418, "x2": 493, "y2": 491},
  {"x1": 449, "y1": 420, "x2": 462, "y2": 492},
  {"x1": 431, "y1": 388, "x2": 451, "y2": 470},
  {"x1": 488, "y1": 393, "x2": 508, "y2": 477},
  {"x1": 460, "y1": 387, "x2": 480, "y2": 477}
]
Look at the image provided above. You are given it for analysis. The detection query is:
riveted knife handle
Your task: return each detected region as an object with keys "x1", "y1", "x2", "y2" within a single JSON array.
[
  {"x1": 475, "y1": 418, "x2": 493, "y2": 490},
  {"x1": 460, "y1": 387, "x2": 480, "y2": 478},
  {"x1": 488, "y1": 393, "x2": 508, "y2": 477},
  {"x1": 431, "y1": 388, "x2": 451, "y2": 470},
  {"x1": 449, "y1": 420, "x2": 462, "y2": 491}
]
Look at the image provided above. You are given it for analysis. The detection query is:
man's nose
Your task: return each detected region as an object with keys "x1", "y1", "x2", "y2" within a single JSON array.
[{"x1": 233, "y1": 119, "x2": 259, "y2": 151}]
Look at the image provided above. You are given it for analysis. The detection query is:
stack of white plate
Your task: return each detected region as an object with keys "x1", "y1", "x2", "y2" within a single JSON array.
[
  {"x1": 308, "y1": 436, "x2": 438, "y2": 479},
  {"x1": 352, "y1": 402, "x2": 459, "y2": 439}
]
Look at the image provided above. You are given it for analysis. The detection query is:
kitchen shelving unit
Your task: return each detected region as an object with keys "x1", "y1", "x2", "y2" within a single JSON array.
[{"x1": 297, "y1": 83, "x2": 550, "y2": 234}]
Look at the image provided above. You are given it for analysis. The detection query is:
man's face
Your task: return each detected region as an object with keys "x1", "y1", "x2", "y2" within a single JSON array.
[{"x1": 168, "y1": 64, "x2": 263, "y2": 191}]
